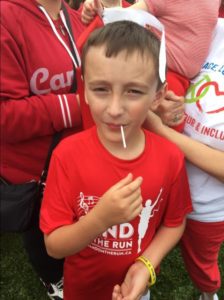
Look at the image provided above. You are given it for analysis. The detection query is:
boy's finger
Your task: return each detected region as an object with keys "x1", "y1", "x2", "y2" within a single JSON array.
[
  {"x1": 118, "y1": 177, "x2": 143, "y2": 198},
  {"x1": 112, "y1": 173, "x2": 133, "y2": 191},
  {"x1": 112, "y1": 285, "x2": 122, "y2": 300}
]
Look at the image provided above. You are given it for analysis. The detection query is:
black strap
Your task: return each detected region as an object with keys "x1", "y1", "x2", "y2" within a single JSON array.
[
  {"x1": 40, "y1": 132, "x2": 62, "y2": 183},
  {"x1": 61, "y1": 2, "x2": 79, "y2": 92}
]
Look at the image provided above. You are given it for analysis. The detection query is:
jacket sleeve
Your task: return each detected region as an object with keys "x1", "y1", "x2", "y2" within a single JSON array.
[{"x1": 0, "y1": 24, "x2": 82, "y2": 144}]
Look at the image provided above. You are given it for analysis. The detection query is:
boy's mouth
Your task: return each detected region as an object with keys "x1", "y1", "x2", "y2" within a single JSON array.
[{"x1": 106, "y1": 123, "x2": 127, "y2": 130}]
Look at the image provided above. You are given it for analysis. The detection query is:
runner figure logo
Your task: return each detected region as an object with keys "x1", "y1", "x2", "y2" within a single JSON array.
[{"x1": 137, "y1": 188, "x2": 163, "y2": 253}]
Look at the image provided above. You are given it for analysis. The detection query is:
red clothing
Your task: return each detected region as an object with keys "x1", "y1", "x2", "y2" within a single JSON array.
[
  {"x1": 145, "y1": 0, "x2": 220, "y2": 79},
  {"x1": 40, "y1": 127, "x2": 192, "y2": 300},
  {"x1": 180, "y1": 219, "x2": 224, "y2": 292},
  {"x1": 121, "y1": 0, "x2": 131, "y2": 7},
  {"x1": 0, "y1": 0, "x2": 85, "y2": 183},
  {"x1": 219, "y1": 6, "x2": 224, "y2": 17}
]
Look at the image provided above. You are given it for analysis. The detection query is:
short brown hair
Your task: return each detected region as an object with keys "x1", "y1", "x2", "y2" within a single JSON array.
[{"x1": 81, "y1": 20, "x2": 163, "y2": 89}]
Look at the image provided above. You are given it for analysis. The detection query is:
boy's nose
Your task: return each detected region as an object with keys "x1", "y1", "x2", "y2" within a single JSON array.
[{"x1": 107, "y1": 96, "x2": 124, "y2": 117}]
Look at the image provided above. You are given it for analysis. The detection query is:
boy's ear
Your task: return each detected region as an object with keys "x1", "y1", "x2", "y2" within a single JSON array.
[
  {"x1": 150, "y1": 82, "x2": 167, "y2": 111},
  {"x1": 84, "y1": 86, "x2": 89, "y2": 105}
]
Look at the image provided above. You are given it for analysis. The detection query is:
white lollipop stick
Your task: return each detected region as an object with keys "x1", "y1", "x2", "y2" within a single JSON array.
[{"x1": 120, "y1": 125, "x2": 127, "y2": 148}]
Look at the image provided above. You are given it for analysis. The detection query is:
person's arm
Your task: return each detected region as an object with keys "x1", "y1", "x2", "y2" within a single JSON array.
[
  {"x1": 145, "y1": 111, "x2": 224, "y2": 182},
  {"x1": 0, "y1": 24, "x2": 81, "y2": 144},
  {"x1": 44, "y1": 173, "x2": 143, "y2": 259},
  {"x1": 112, "y1": 221, "x2": 186, "y2": 300},
  {"x1": 81, "y1": 0, "x2": 148, "y2": 24}
]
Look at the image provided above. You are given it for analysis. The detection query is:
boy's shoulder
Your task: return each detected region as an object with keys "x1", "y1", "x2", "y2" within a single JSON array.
[
  {"x1": 145, "y1": 129, "x2": 184, "y2": 160},
  {"x1": 54, "y1": 127, "x2": 94, "y2": 156},
  {"x1": 145, "y1": 129, "x2": 181, "y2": 150}
]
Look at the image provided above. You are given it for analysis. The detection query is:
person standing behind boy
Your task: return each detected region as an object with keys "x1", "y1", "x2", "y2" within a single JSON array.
[
  {"x1": 0, "y1": 0, "x2": 85, "y2": 298},
  {"x1": 145, "y1": 10, "x2": 224, "y2": 300},
  {"x1": 40, "y1": 20, "x2": 192, "y2": 300}
]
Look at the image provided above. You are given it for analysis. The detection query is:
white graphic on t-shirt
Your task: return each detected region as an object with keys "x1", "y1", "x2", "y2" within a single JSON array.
[
  {"x1": 78, "y1": 192, "x2": 99, "y2": 215},
  {"x1": 77, "y1": 190, "x2": 163, "y2": 256},
  {"x1": 137, "y1": 188, "x2": 163, "y2": 253}
]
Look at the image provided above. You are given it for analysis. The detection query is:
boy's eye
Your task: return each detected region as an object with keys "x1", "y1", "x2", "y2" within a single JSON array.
[
  {"x1": 92, "y1": 87, "x2": 108, "y2": 93},
  {"x1": 127, "y1": 89, "x2": 143, "y2": 95}
]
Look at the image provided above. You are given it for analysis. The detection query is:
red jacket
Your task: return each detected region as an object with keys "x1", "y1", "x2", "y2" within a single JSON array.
[
  {"x1": 219, "y1": 5, "x2": 224, "y2": 17},
  {"x1": 0, "y1": 0, "x2": 85, "y2": 183}
]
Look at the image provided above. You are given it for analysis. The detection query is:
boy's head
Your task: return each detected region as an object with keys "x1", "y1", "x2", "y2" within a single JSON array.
[
  {"x1": 81, "y1": 21, "x2": 166, "y2": 149},
  {"x1": 82, "y1": 20, "x2": 163, "y2": 90}
]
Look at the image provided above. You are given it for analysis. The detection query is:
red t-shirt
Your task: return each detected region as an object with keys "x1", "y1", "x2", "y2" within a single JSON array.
[{"x1": 40, "y1": 127, "x2": 192, "y2": 300}]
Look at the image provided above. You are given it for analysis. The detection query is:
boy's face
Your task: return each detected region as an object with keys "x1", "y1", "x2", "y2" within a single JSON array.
[{"x1": 84, "y1": 45, "x2": 164, "y2": 148}]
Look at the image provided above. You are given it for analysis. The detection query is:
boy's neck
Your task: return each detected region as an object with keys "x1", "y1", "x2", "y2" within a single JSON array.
[
  {"x1": 98, "y1": 128, "x2": 145, "y2": 160},
  {"x1": 36, "y1": 0, "x2": 62, "y2": 20}
]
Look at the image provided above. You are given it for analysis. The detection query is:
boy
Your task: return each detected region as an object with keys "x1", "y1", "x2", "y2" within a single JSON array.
[{"x1": 40, "y1": 21, "x2": 192, "y2": 300}]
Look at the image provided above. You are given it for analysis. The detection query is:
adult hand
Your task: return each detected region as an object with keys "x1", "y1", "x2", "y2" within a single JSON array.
[
  {"x1": 81, "y1": 0, "x2": 103, "y2": 24},
  {"x1": 152, "y1": 90, "x2": 185, "y2": 127},
  {"x1": 94, "y1": 173, "x2": 143, "y2": 228},
  {"x1": 112, "y1": 260, "x2": 149, "y2": 300}
]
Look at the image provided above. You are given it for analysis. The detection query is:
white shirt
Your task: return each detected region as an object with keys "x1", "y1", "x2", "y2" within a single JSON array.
[{"x1": 184, "y1": 18, "x2": 224, "y2": 222}]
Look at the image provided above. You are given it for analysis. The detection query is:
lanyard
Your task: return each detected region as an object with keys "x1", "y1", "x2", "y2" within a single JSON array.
[{"x1": 39, "y1": 5, "x2": 81, "y2": 69}]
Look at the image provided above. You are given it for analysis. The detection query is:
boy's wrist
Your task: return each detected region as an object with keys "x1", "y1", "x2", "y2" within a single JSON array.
[
  {"x1": 90, "y1": 204, "x2": 111, "y2": 232},
  {"x1": 135, "y1": 256, "x2": 156, "y2": 287}
]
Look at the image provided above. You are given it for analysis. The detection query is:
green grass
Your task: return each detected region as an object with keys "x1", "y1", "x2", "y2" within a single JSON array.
[{"x1": 0, "y1": 233, "x2": 223, "y2": 300}]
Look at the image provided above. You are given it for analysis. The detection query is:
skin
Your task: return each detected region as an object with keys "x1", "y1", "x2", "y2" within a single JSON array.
[
  {"x1": 81, "y1": 0, "x2": 148, "y2": 24},
  {"x1": 152, "y1": 90, "x2": 185, "y2": 127},
  {"x1": 84, "y1": 46, "x2": 164, "y2": 159},
  {"x1": 37, "y1": 0, "x2": 62, "y2": 19}
]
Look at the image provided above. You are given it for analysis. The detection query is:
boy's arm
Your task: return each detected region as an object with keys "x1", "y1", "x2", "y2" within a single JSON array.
[
  {"x1": 141, "y1": 221, "x2": 186, "y2": 268},
  {"x1": 44, "y1": 173, "x2": 143, "y2": 259},
  {"x1": 112, "y1": 221, "x2": 186, "y2": 300}
]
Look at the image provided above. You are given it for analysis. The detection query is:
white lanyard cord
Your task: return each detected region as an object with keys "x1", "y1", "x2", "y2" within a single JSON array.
[
  {"x1": 59, "y1": 10, "x2": 81, "y2": 67},
  {"x1": 39, "y1": 5, "x2": 81, "y2": 68}
]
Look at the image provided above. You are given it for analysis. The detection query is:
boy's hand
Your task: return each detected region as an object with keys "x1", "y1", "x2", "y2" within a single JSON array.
[
  {"x1": 94, "y1": 173, "x2": 143, "y2": 228},
  {"x1": 81, "y1": 0, "x2": 103, "y2": 24},
  {"x1": 112, "y1": 260, "x2": 149, "y2": 300}
]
